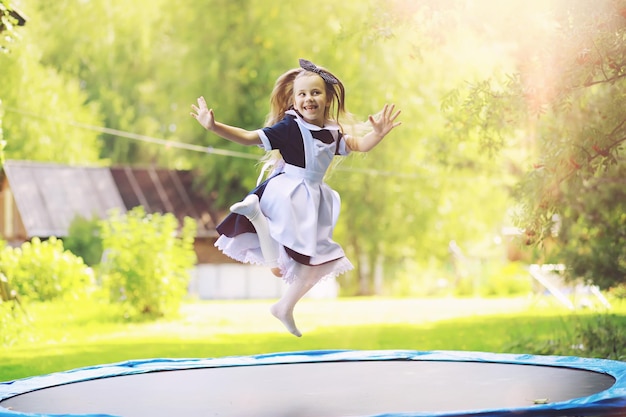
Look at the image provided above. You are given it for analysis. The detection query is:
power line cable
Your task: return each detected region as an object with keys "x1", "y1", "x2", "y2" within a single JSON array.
[
  {"x1": 5, "y1": 107, "x2": 259, "y2": 160},
  {"x1": 4, "y1": 106, "x2": 447, "y2": 180}
]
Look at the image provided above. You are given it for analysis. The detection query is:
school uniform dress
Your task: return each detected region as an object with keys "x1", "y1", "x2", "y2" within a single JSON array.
[{"x1": 215, "y1": 109, "x2": 354, "y2": 283}]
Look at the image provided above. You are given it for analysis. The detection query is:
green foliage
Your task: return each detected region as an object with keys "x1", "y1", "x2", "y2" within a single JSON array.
[
  {"x1": 0, "y1": 301, "x2": 26, "y2": 346},
  {"x1": 576, "y1": 314, "x2": 626, "y2": 360},
  {"x1": 555, "y1": 162, "x2": 626, "y2": 290},
  {"x1": 384, "y1": 259, "x2": 532, "y2": 298},
  {"x1": 0, "y1": 237, "x2": 94, "y2": 302},
  {"x1": 507, "y1": 313, "x2": 626, "y2": 361},
  {"x1": 4, "y1": 0, "x2": 539, "y2": 296},
  {"x1": 0, "y1": 236, "x2": 22, "y2": 345},
  {"x1": 30, "y1": 0, "x2": 175, "y2": 165},
  {"x1": 99, "y1": 207, "x2": 197, "y2": 318},
  {"x1": 63, "y1": 216, "x2": 104, "y2": 266},
  {"x1": 0, "y1": 32, "x2": 103, "y2": 163},
  {"x1": 0, "y1": 0, "x2": 21, "y2": 54},
  {"x1": 609, "y1": 284, "x2": 626, "y2": 298},
  {"x1": 0, "y1": 271, "x2": 29, "y2": 346},
  {"x1": 0, "y1": 0, "x2": 20, "y2": 165},
  {"x1": 440, "y1": 0, "x2": 626, "y2": 290},
  {"x1": 479, "y1": 261, "x2": 533, "y2": 297},
  {"x1": 327, "y1": 6, "x2": 515, "y2": 294},
  {"x1": 452, "y1": 261, "x2": 531, "y2": 298}
]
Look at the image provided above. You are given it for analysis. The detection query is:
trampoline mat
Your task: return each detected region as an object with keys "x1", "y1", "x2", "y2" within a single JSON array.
[{"x1": 1, "y1": 360, "x2": 615, "y2": 417}]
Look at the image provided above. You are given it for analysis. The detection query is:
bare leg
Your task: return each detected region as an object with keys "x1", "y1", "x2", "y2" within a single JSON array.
[
  {"x1": 270, "y1": 266, "x2": 321, "y2": 337},
  {"x1": 230, "y1": 194, "x2": 281, "y2": 277}
]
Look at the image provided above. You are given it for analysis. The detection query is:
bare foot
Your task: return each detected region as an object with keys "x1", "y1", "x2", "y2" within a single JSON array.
[{"x1": 270, "y1": 303, "x2": 302, "y2": 337}]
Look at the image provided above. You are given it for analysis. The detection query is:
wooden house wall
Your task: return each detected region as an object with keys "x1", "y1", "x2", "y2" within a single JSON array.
[{"x1": 0, "y1": 177, "x2": 27, "y2": 244}]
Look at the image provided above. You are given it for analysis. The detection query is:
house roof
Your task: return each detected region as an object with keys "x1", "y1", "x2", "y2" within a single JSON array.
[
  {"x1": 3, "y1": 160, "x2": 126, "y2": 237},
  {"x1": 2, "y1": 160, "x2": 218, "y2": 239},
  {"x1": 109, "y1": 166, "x2": 218, "y2": 237}
]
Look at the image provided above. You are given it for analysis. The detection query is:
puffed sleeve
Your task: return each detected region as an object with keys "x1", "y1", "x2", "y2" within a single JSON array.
[{"x1": 257, "y1": 115, "x2": 295, "y2": 151}]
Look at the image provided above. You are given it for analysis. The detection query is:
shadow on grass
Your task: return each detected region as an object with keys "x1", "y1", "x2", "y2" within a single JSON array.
[{"x1": 6, "y1": 312, "x2": 618, "y2": 382}]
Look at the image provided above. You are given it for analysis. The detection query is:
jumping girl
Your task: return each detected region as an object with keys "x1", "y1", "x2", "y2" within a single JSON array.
[{"x1": 191, "y1": 59, "x2": 401, "y2": 336}]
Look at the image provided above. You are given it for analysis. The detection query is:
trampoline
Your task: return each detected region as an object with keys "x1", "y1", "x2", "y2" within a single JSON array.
[{"x1": 1, "y1": 350, "x2": 625, "y2": 417}]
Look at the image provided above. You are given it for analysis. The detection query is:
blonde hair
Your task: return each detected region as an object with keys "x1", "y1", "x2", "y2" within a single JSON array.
[
  {"x1": 265, "y1": 66, "x2": 348, "y2": 128},
  {"x1": 259, "y1": 64, "x2": 358, "y2": 182}
]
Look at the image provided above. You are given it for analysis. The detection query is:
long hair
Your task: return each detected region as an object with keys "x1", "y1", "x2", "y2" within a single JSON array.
[
  {"x1": 258, "y1": 64, "x2": 357, "y2": 183},
  {"x1": 265, "y1": 66, "x2": 348, "y2": 128}
]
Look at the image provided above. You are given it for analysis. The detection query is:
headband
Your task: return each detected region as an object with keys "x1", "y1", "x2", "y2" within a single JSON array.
[{"x1": 299, "y1": 58, "x2": 339, "y2": 85}]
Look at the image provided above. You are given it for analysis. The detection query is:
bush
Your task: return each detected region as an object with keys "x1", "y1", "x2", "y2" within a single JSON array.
[
  {"x1": 452, "y1": 260, "x2": 532, "y2": 297},
  {"x1": 575, "y1": 314, "x2": 626, "y2": 361},
  {"x1": 0, "y1": 237, "x2": 94, "y2": 302},
  {"x1": 608, "y1": 284, "x2": 626, "y2": 299},
  {"x1": 0, "y1": 272, "x2": 29, "y2": 346},
  {"x1": 506, "y1": 313, "x2": 626, "y2": 360},
  {"x1": 481, "y1": 261, "x2": 532, "y2": 297},
  {"x1": 0, "y1": 301, "x2": 22, "y2": 345},
  {"x1": 99, "y1": 207, "x2": 197, "y2": 319},
  {"x1": 63, "y1": 215, "x2": 103, "y2": 266},
  {"x1": 556, "y1": 163, "x2": 626, "y2": 291}
]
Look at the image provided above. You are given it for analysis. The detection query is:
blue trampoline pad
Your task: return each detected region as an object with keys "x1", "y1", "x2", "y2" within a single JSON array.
[{"x1": 1, "y1": 350, "x2": 625, "y2": 417}]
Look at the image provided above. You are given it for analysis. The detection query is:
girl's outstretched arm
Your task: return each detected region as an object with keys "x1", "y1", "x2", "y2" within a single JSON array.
[
  {"x1": 191, "y1": 96, "x2": 261, "y2": 146},
  {"x1": 346, "y1": 104, "x2": 401, "y2": 152}
]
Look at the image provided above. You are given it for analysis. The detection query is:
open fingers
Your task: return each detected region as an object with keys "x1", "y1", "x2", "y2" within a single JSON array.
[
  {"x1": 380, "y1": 104, "x2": 401, "y2": 125},
  {"x1": 369, "y1": 104, "x2": 401, "y2": 135},
  {"x1": 383, "y1": 103, "x2": 400, "y2": 120},
  {"x1": 191, "y1": 96, "x2": 210, "y2": 119},
  {"x1": 191, "y1": 96, "x2": 208, "y2": 112},
  {"x1": 390, "y1": 109, "x2": 401, "y2": 126}
]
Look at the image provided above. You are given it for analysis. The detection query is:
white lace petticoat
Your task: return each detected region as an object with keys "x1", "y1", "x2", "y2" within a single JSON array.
[{"x1": 215, "y1": 233, "x2": 354, "y2": 284}]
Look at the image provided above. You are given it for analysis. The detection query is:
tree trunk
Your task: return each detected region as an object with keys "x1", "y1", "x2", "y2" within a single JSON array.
[
  {"x1": 358, "y1": 251, "x2": 371, "y2": 295},
  {"x1": 374, "y1": 253, "x2": 384, "y2": 295}
]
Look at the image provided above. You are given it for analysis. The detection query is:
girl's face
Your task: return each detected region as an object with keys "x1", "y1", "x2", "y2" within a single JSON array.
[{"x1": 293, "y1": 73, "x2": 330, "y2": 127}]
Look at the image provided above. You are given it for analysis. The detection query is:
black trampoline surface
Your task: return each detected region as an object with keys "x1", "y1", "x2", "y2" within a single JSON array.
[{"x1": 1, "y1": 350, "x2": 626, "y2": 417}]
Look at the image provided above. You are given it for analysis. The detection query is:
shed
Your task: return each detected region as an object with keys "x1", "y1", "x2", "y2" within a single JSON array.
[
  {"x1": 0, "y1": 161, "x2": 218, "y2": 236},
  {"x1": 0, "y1": 160, "x2": 338, "y2": 299}
]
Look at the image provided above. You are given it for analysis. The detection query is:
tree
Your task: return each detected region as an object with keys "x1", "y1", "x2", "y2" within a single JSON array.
[
  {"x1": 29, "y1": 0, "x2": 175, "y2": 164},
  {"x1": 325, "y1": 2, "x2": 516, "y2": 295},
  {"x1": 0, "y1": 0, "x2": 24, "y2": 54},
  {"x1": 1, "y1": 0, "x2": 25, "y2": 164},
  {"x1": 440, "y1": 0, "x2": 626, "y2": 289},
  {"x1": 0, "y1": 2, "x2": 103, "y2": 164},
  {"x1": 10, "y1": 0, "x2": 521, "y2": 296}
]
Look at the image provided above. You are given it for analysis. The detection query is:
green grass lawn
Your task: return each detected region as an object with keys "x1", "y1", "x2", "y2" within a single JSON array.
[{"x1": 1, "y1": 296, "x2": 623, "y2": 382}]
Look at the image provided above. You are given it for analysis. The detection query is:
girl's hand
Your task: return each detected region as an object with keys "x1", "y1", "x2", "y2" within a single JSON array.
[
  {"x1": 347, "y1": 104, "x2": 402, "y2": 152},
  {"x1": 369, "y1": 103, "x2": 401, "y2": 139},
  {"x1": 190, "y1": 96, "x2": 215, "y2": 131}
]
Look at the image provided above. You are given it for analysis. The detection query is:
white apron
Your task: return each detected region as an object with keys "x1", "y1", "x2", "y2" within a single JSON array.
[{"x1": 215, "y1": 111, "x2": 354, "y2": 283}]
